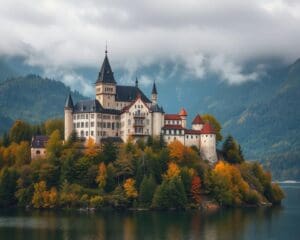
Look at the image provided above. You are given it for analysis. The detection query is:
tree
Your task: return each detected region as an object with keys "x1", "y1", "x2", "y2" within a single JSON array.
[
  {"x1": 32, "y1": 181, "x2": 47, "y2": 208},
  {"x1": 44, "y1": 119, "x2": 64, "y2": 138},
  {"x1": 152, "y1": 177, "x2": 187, "y2": 209},
  {"x1": 202, "y1": 114, "x2": 223, "y2": 142},
  {"x1": 0, "y1": 168, "x2": 18, "y2": 207},
  {"x1": 9, "y1": 120, "x2": 31, "y2": 143},
  {"x1": 168, "y1": 140, "x2": 185, "y2": 162},
  {"x1": 84, "y1": 138, "x2": 99, "y2": 158},
  {"x1": 96, "y1": 162, "x2": 107, "y2": 190},
  {"x1": 101, "y1": 140, "x2": 118, "y2": 164},
  {"x1": 105, "y1": 163, "x2": 116, "y2": 192},
  {"x1": 46, "y1": 130, "x2": 62, "y2": 158},
  {"x1": 190, "y1": 176, "x2": 201, "y2": 204},
  {"x1": 1, "y1": 132, "x2": 10, "y2": 147},
  {"x1": 139, "y1": 175, "x2": 156, "y2": 206},
  {"x1": 123, "y1": 178, "x2": 138, "y2": 199},
  {"x1": 15, "y1": 141, "x2": 30, "y2": 166},
  {"x1": 222, "y1": 135, "x2": 244, "y2": 164},
  {"x1": 163, "y1": 162, "x2": 180, "y2": 180}
]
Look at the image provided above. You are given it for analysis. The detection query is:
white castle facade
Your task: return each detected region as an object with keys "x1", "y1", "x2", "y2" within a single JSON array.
[{"x1": 64, "y1": 51, "x2": 217, "y2": 163}]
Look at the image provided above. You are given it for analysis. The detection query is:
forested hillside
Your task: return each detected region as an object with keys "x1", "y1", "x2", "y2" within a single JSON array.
[{"x1": 0, "y1": 75, "x2": 86, "y2": 130}]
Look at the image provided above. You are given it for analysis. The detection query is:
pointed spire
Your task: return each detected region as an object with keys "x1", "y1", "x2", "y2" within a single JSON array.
[
  {"x1": 135, "y1": 77, "x2": 138, "y2": 88},
  {"x1": 65, "y1": 93, "x2": 74, "y2": 109},
  {"x1": 96, "y1": 50, "x2": 116, "y2": 84},
  {"x1": 152, "y1": 81, "x2": 157, "y2": 95},
  {"x1": 105, "y1": 41, "x2": 108, "y2": 55}
]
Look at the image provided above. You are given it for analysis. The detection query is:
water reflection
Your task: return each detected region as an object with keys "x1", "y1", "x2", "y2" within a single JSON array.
[{"x1": 0, "y1": 205, "x2": 285, "y2": 240}]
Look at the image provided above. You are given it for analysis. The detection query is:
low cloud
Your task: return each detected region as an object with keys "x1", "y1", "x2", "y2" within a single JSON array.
[{"x1": 0, "y1": 0, "x2": 300, "y2": 87}]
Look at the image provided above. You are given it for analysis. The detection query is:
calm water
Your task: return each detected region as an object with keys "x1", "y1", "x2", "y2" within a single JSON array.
[{"x1": 0, "y1": 183, "x2": 299, "y2": 240}]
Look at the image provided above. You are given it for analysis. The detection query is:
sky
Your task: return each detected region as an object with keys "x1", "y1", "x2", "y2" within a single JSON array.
[{"x1": 0, "y1": 0, "x2": 300, "y2": 95}]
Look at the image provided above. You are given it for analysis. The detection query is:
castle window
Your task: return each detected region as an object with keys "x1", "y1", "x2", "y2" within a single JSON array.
[
  {"x1": 128, "y1": 119, "x2": 131, "y2": 125},
  {"x1": 85, "y1": 122, "x2": 88, "y2": 128},
  {"x1": 112, "y1": 123, "x2": 115, "y2": 130},
  {"x1": 206, "y1": 135, "x2": 208, "y2": 137},
  {"x1": 73, "y1": 123, "x2": 76, "y2": 128},
  {"x1": 91, "y1": 131, "x2": 94, "y2": 136},
  {"x1": 81, "y1": 122, "x2": 84, "y2": 128},
  {"x1": 103, "y1": 122, "x2": 106, "y2": 128},
  {"x1": 191, "y1": 135, "x2": 193, "y2": 139},
  {"x1": 107, "y1": 122, "x2": 111, "y2": 128},
  {"x1": 97, "y1": 131, "x2": 100, "y2": 136},
  {"x1": 91, "y1": 122, "x2": 94, "y2": 127},
  {"x1": 86, "y1": 131, "x2": 88, "y2": 136},
  {"x1": 91, "y1": 114, "x2": 94, "y2": 119},
  {"x1": 36, "y1": 150, "x2": 40, "y2": 155},
  {"x1": 77, "y1": 123, "x2": 80, "y2": 128},
  {"x1": 186, "y1": 135, "x2": 189, "y2": 139},
  {"x1": 81, "y1": 131, "x2": 84, "y2": 137},
  {"x1": 86, "y1": 114, "x2": 88, "y2": 119}
]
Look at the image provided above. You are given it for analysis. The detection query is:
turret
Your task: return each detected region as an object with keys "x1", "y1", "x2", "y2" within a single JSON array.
[
  {"x1": 151, "y1": 82, "x2": 158, "y2": 105},
  {"x1": 192, "y1": 114, "x2": 204, "y2": 130},
  {"x1": 64, "y1": 93, "x2": 74, "y2": 141},
  {"x1": 179, "y1": 108, "x2": 187, "y2": 128},
  {"x1": 200, "y1": 122, "x2": 217, "y2": 164}
]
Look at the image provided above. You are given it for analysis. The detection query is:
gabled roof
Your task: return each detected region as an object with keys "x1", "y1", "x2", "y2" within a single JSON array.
[
  {"x1": 152, "y1": 82, "x2": 157, "y2": 95},
  {"x1": 65, "y1": 93, "x2": 74, "y2": 109},
  {"x1": 74, "y1": 99, "x2": 103, "y2": 113},
  {"x1": 192, "y1": 114, "x2": 204, "y2": 125},
  {"x1": 121, "y1": 93, "x2": 150, "y2": 113},
  {"x1": 179, "y1": 108, "x2": 188, "y2": 116},
  {"x1": 31, "y1": 135, "x2": 48, "y2": 148},
  {"x1": 201, "y1": 122, "x2": 215, "y2": 134},
  {"x1": 96, "y1": 53, "x2": 116, "y2": 84},
  {"x1": 116, "y1": 85, "x2": 151, "y2": 103},
  {"x1": 164, "y1": 114, "x2": 182, "y2": 120}
]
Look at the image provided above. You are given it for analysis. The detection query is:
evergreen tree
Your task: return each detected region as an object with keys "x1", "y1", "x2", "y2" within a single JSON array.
[
  {"x1": 139, "y1": 175, "x2": 156, "y2": 206},
  {"x1": 0, "y1": 168, "x2": 18, "y2": 207}
]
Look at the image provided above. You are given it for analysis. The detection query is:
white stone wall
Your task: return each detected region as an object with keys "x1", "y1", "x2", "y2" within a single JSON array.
[
  {"x1": 200, "y1": 134, "x2": 217, "y2": 163},
  {"x1": 64, "y1": 109, "x2": 73, "y2": 141},
  {"x1": 192, "y1": 124, "x2": 203, "y2": 131},
  {"x1": 152, "y1": 112, "x2": 164, "y2": 136},
  {"x1": 31, "y1": 148, "x2": 47, "y2": 159},
  {"x1": 185, "y1": 134, "x2": 201, "y2": 148},
  {"x1": 95, "y1": 83, "x2": 116, "y2": 109}
]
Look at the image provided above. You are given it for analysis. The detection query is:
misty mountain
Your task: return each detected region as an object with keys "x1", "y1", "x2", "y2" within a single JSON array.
[{"x1": 0, "y1": 56, "x2": 299, "y2": 180}]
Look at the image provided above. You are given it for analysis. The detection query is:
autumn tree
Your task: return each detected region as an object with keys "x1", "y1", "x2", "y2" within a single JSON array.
[
  {"x1": 190, "y1": 176, "x2": 201, "y2": 204},
  {"x1": 96, "y1": 162, "x2": 107, "y2": 191},
  {"x1": 85, "y1": 138, "x2": 99, "y2": 158},
  {"x1": 222, "y1": 135, "x2": 244, "y2": 164},
  {"x1": 168, "y1": 140, "x2": 185, "y2": 162},
  {"x1": 163, "y1": 162, "x2": 180, "y2": 180},
  {"x1": 123, "y1": 178, "x2": 138, "y2": 199},
  {"x1": 202, "y1": 114, "x2": 223, "y2": 142}
]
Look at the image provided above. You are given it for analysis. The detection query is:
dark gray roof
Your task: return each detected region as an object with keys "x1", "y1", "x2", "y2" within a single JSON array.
[
  {"x1": 152, "y1": 82, "x2": 157, "y2": 95},
  {"x1": 96, "y1": 53, "x2": 116, "y2": 84},
  {"x1": 74, "y1": 99, "x2": 103, "y2": 113},
  {"x1": 116, "y1": 85, "x2": 151, "y2": 103},
  {"x1": 73, "y1": 99, "x2": 121, "y2": 114},
  {"x1": 101, "y1": 137, "x2": 123, "y2": 144},
  {"x1": 31, "y1": 135, "x2": 48, "y2": 148},
  {"x1": 65, "y1": 94, "x2": 74, "y2": 109},
  {"x1": 150, "y1": 104, "x2": 164, "y2": 113}
]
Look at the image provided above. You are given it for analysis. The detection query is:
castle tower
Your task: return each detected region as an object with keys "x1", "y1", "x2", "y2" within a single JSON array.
[
  {"x1": 192, "y1": 114, "x2": 204, "y2": 130},
  {"x1": 200, "y1": 122, "x2": 217, "y2": 163},
  {"x1": 64, "y1": 93, "x2": 74, "y2": 141},
  {"x1": 179, "y1": 108, "x2": 188, "y2": 128},
  {"x1": 151, "y1": 82, "x2": 157, "y2": 105},
  {"x1": 95, "y1": 49, "x2": 116, "y2": 108}
]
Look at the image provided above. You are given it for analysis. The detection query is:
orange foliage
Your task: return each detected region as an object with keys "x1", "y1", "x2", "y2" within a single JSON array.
[
  {"x1": 85, "y1": 138, "x2": 99, "y2": 157},
  {"x1": 168, "y1": 140, "x2": 185, "y2": 161},
  {"x1": 213, "y1": 161, "x2": 250, "y2": 205},
  {"x1": 191, "y1": 176, "x2": 201, "y2": 204},
  {"x1": 123, "y1": 178, "x2": 138, "y2": 199},
  {"x1": 96, "y1": 162, "x2": 107, "y2": 189},
  {"x1": 164, "y1": 162, "x2": 180, "y2": 180}
]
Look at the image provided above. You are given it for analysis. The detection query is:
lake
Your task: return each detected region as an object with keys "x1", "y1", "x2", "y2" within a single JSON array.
[{"x1": 0, "y1": 183, "x2": 299, "y2": 240}]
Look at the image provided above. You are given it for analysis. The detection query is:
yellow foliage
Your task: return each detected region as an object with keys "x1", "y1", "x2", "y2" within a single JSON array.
[
  {"x1": 164, "y1": 162, "x2": 180, "y2": 180},
  {"x1": 168, "y1": 140, "x2": 185, "y2": 161},
  {"x1": 123, "y1": 178, "x2": 138, "y2": 199},
  {"x1": 32, "y1": 181, "x2": 58, "y2": 208},
  {"x1": 84, "y1": 138, "x2": 99, "y2": 157},
  {"x1": 96, "y1": 162, "x2": 107, "y2": 189},
  {"x1": 213, "y1": 161, "x2": 250, "y2": 205}
]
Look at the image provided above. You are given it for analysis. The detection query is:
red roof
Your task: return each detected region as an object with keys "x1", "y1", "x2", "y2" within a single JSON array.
[
  {"x1": 162, "y1": 125, "x2": 185, "y2": 130},
  {"x1": 185, "y1": 129, "x2": 201, "y2": 135},
  {"x1": 201, "y1": 122, "x2": 215, "y2": 134},
  {"x1": 179, "y1": 108, "x2": 188, "y2": 116},
  {"x1": 192, "y1": 114, "x2": 204, "y2": 125},
  {"x1": 164, "y1": 114, "x2": 182, "y2": 120}
]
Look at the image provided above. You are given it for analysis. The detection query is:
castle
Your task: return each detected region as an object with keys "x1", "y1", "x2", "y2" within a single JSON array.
[{"x1": 64, "y1": 50, "x2": 217, "y2": 163}]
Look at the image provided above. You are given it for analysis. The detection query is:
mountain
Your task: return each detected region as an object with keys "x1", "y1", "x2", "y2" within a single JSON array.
[
  {"x1": 0, "y1": 55, "x2": 299, "y2": 180},
  {"x1": 0, "y1": 74, "x2": 86, "y2": 131}
]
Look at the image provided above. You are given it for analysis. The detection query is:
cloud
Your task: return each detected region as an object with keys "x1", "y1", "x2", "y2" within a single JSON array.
[{"x1": 0, "y1": 0, "x2": 300, "y2": 86}]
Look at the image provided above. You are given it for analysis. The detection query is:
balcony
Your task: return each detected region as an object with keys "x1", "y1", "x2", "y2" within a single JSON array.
[{"x1": 133, "y1": 112, "x2": 146, "y2": 118}]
